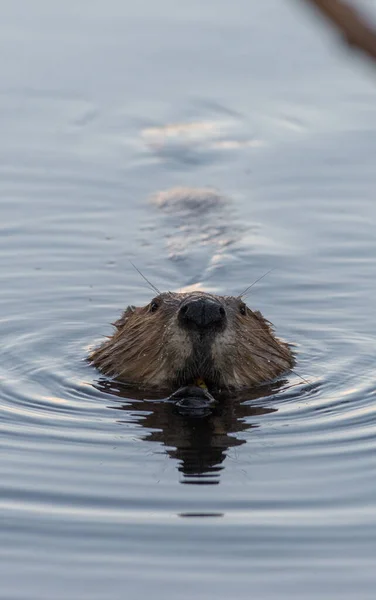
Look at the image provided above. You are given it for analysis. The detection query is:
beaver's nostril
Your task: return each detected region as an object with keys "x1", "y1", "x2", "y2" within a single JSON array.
[{"x1": 179, "y1": 298, "x2": 226, "y2": 329}]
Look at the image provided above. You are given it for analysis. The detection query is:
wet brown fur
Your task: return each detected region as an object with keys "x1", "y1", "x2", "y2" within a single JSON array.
[{"x1": 89, "y1": 291, "x2": 294, "y2": 392}]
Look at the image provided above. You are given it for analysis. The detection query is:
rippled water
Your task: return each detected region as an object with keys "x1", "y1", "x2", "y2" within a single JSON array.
[{"x1": 2, "y1": 1, "x2": 376, "y2": 598}]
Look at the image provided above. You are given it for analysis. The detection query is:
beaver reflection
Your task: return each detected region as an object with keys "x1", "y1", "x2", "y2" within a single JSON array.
[{"x1": 95, "y1": 379, "x2": 284, "y2": 484}]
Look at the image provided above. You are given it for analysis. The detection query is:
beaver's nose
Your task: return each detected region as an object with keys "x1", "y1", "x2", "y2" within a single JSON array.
[{"x1": 179, "y1": 297, "x2": 226, "y2": 329}]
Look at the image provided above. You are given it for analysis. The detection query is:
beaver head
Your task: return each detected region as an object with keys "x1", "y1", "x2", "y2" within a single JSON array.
[{"x1": 89, "y1": 291, "x2": 294, "y2": 392}]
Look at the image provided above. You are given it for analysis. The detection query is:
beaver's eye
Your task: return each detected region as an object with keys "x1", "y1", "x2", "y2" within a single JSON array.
[
  {"x1": 239, "y1": 303, "x2": 247, "y2": 315},
  {"x1": 150, "y1": 300, "x2": 160, "y2": 313}
]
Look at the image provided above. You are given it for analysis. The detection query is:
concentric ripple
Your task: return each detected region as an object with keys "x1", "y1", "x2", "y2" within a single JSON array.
[{"x1": 2, "y1": 151, "x2": 376, "y2": 599}]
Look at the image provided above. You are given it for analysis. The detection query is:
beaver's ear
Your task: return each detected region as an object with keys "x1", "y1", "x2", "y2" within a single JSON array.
[{"x1": 112, "y1": 305, "x2": 136, "y2": 329}]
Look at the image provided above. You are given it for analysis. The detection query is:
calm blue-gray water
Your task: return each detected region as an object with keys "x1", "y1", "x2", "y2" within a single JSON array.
[{"x1": 1, "y1": 1, "x2": 376, "y2": 598}]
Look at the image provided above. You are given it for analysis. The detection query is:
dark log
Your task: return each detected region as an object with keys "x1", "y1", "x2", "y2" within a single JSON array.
[{"x1": 303, "y1": 0, "x2": 376, "y2": 63}]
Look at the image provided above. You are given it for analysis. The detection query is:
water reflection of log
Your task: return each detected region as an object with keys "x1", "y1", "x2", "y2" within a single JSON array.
[
  {"x1": 96, "y1": 379, "x2": 284, "y2": 484},
  {"x1": 303, "y1": 0, "x2": 376, "y2": 64}
]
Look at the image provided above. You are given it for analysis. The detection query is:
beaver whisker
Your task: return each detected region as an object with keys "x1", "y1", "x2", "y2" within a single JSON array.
[
  {"x1": 289, "y1": 368, "x2": 311, "y2": 385},
  {"x1": 238, "y1": 268, "x2": 274, "y2": 299},
  {"x1": 129, "y1": 261, "x2": 161, "y2": 295}
]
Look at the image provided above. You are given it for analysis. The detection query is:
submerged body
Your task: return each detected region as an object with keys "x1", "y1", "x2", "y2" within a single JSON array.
[{"x1": 89, "y1": 291, "x2": 294, "y2": 393}]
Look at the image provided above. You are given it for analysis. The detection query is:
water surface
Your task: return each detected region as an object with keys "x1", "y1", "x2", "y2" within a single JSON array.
[{"x1": 1, "y1": 1, "x2": 376, "y2": 599}]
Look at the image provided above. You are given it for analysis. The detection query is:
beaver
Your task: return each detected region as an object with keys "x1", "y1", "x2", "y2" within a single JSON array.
[{"x1": 89, "y1": 290, "x2": 294, "y2": 393}]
